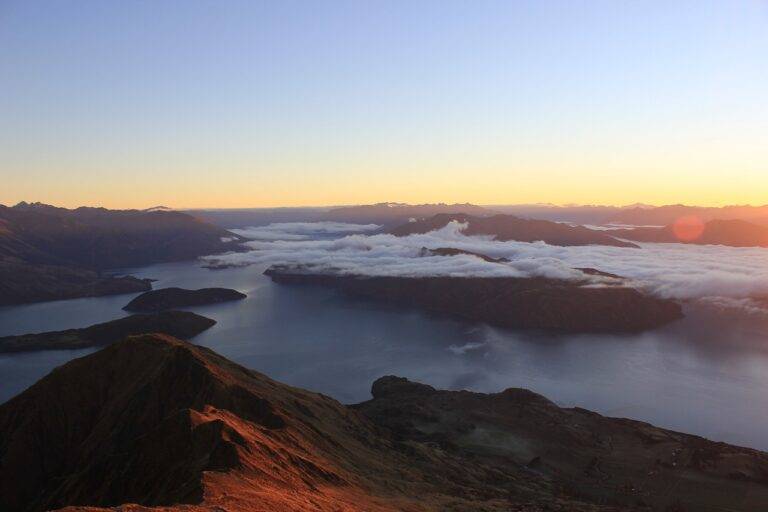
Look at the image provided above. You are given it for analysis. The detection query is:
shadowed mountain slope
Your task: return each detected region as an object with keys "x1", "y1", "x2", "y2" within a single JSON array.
[
  {"x1": 390, "y1": 213, "x2": 638, "y2": 248},
  {"x1": 0, "y1": 334, "x2": 612, "y2": 512},
  {"x1": 265, "y1": 268, "x2": 681, "y2": 333},
  {"x1": 0, "y1": 203, "x2": 244, "y2": 305},
  {"x1": 324, "y1": 202, "x2": 493, "y2": 227},
  {"x1": 2, "y1": 335, "x2": 767, "y2": 511},
  {"x1": 0, "y1": 203, "x2": 243, "y2": 269},
  {"x1": 0, "y1": 258, "x2": 152, "y2": 306},
  {"x1": 0, "y1": 311, "x2": 215, "y2": 353}
]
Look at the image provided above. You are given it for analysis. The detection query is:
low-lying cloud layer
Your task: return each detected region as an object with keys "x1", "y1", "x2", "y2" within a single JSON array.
[
  {"x1": 232, "y1": 222, "x2": 381, "y2": 241},
  {"x1": 205, "y1": 221, "x2": 768, "y2": 304}
]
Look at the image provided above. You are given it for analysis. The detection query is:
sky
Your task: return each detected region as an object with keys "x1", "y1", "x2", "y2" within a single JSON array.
[{"x1": 1, "y1": 0, "x2": 767, "y2": 209}]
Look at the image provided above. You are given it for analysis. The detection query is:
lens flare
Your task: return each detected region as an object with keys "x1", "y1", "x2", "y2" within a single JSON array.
[{"x1": 672, "y1": 215, "x2": 705, "y2": 242}]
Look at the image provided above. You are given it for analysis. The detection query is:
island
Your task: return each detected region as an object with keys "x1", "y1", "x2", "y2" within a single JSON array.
[
  {"x1": 264, "y1": 265, "x2": 682, "y2": 333},
  {"x1": 123, "y1": 287, "x2": 247, "y2": 312}
]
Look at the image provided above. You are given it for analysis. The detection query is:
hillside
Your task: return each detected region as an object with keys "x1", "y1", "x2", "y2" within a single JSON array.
[
  {"x1": 0, "y1": 202, "x2": 244, "y2": 269},
  {"x1": 1, "y1": 334, "x2": 766, "y2": 511},
  {"x1": 607, "y1": 204, "x2": 768, "y2": 227},
  {"x1": 0, "y1": 311, "x2": 215, "y2": 352},
  {"x1": 390, "y1": 213, "x2": 638, "y2": 248},
  {"x1": 323, "y1": 202, "x2": 493, "y2": 226},
  {"x1": 614, "y1": 219, "x2": 768, "y2": 247},
  {"x1": 265, "y1": 266, "x2": 682, "y2": 333},
  {"x1": 0, "y1": 202, "x2": 244, "y2": 305}
]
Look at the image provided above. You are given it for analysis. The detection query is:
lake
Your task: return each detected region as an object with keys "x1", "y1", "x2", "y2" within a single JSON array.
[{"x1": 2, "y1": 259, "x2": 768, "y2": 450}]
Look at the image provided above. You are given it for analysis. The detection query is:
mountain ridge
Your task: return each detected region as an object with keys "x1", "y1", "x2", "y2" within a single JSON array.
[
  {"x1": 390, "y1": 213, "x2": 639, "y2": 248},
  {"x1": 0, "y1": 204, "x2": 245, "y2": 306},
  {"x1": 2, "y1": 334, "x2": 767, "y2": 511}
]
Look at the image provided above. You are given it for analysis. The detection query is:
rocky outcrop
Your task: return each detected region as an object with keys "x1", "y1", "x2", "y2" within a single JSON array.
[
  {"x1": 356, "y1": 375, "x2": 768, "y2": 512},
  {"x1": 0, "y1": 311, "x2": 215, "y2": 353},
  {"x1": 390, "y1": 213, "x2": 639, "y2": 248},
  {"x1": 265, "y1": 267, "x2": 682, "y2": 333},
  {"x1": 123, "y1": 287, "x2": 246, "y2": 312},
  {"x1": 1, "y1": 335, "x2": 767, "y2": 512}
]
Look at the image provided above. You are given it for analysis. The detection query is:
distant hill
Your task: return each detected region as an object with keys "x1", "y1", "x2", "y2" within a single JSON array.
[
  {"x1": 323, "y1": 202, "x2": 493, "y2": 227},
  {"x1": 0, "y1": 202, "x2": 244, "y2": 305},
  {"x1": 186, "y1": 207, "x2": 327, "y2": 228},
  {"x1": 266, "y1": 267, "x2": 680, "y2": 333},
  {"x1": 489, "y1": 203, "x2": 626, "y2": 224},
  {"x1": 0, "y1": 202, "x2": 243, "y2": 269},
  {"x1": 390, "y1": 213, "x2": 638, "y2": 248},
  {"x1": 607, "y1": 204, "x2": 768, "y2": 227},
  {"x1": 614, "y1": 218, "x2": 768, "y2": 247},
  {"x1": 0, "y1": 258, "x2": 152, "y2": 306}
]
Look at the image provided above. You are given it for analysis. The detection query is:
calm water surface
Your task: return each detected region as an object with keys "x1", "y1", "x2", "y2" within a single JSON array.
[{"x1": 2, "y1": 260, "x2": 768, "y2": 450}]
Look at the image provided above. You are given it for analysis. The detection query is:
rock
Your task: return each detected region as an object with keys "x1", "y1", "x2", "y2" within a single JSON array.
[
  {"x1": 371, "y1": 376, "x2": 437, "y2": 399},
  {"x1": 123, "y1": 287, "x2": 246, "y2": 312},
  {"x1": 357, "y1": 376, "x2": 768, "y2": 511}
]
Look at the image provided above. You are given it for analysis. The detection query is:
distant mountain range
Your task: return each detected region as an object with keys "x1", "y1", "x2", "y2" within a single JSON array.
[
  {"x1": 614, "y1": 218, "x2": 768, "y2": 247},
  {"x1": 322, "y1": 202, "x2": 493, "y2": 226},
  {"x1": 186, "y1": 203, "x2": 494, "y2": 228},
  {"x1": 0, "y1": 202, "x2": 244, "y2": 306},
  {"x1": 390, "y1": 213, "x2": 638, "y2": 247},
  {"x1": 607, "y1": 204, "x2": 768, "y2": 227},
  {"x1": 185, "y1": 202, "x2": 768, "y2": 231}
]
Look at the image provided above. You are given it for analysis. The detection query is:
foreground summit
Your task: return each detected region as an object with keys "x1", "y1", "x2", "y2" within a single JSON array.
[{"x1": 1, "y1": 334, "x2": 767, "y2": 511}]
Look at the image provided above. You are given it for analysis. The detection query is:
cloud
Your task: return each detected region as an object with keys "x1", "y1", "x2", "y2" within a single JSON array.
[
  {"x1": 576, "y1": 223, "x2": 665, "y2": 230},
  {"x1": 203, "y1": 221, "x2": 768, "y2": 304},
  {"x1": 232, "y1": 222, "x2": 381, "y2": 241},
  {"x1": 448, "y1": 342, "x2": 487, "y2": 355}
]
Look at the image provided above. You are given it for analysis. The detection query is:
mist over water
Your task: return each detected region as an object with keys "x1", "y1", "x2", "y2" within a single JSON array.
[
  {"x1": 204, "y1": 221, "x2": 768, "y2": 302},
  {"x1": 2, "y1": 254, "x2": 768, "y2": 450}
]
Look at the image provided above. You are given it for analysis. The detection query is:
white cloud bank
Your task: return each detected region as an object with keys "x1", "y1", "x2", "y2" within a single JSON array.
[
  {"x1": 232, "y1": 222, "x2": 381, "y2": 241},
  {"x1": 204, "y1": 221, "x2": 768, "y2": 304}
]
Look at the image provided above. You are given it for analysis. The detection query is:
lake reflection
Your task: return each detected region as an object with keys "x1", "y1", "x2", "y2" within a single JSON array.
[{"x1": 1, "y1": 260, "x2": 768, "y2": 450}]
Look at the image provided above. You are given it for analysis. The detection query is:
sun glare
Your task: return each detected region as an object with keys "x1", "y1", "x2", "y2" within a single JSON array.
[{"x1": 672, "y1": 215, "x2": 706, "y2": 242}]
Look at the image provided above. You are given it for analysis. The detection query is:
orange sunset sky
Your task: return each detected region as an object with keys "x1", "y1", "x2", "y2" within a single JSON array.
[{"x1": 1, "y1": 1, "x2": 766, "y2": 209}]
